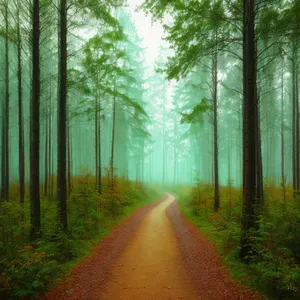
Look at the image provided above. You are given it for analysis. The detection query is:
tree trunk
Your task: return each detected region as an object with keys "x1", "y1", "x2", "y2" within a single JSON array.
[
  {"x1": 98, "y1": 103, "x2": 102, "y2": 194},
  {"x1": 296, "y1": 67, "x2": 300, "y2": 194},
  {"x1": 255, "y1": 96, "x2": 263, "y2": 205},
  {"x1": 44, "y1": 111, "x2": 48, "y2": 197},
  {"x1": 2, "y1": 2, "x2": 10, "y2": 201},
  {"x1": 30, "y1": 0, "x2": 41, "y2": 239},
  {"x1": 95, "y1": 95, "x2": 99, "y2": 189},
  {"x1": 281, "y1": 59, "x2": 286, "y2": 207},
  {"x1": 173, "y1": 116, "x2": 177, "y2": 185},
  {"x1": 67, "y1": 114, "x2": 72, "y2": 196},
  {"x1": 240, "y1": 0, "x2": 260, "y2": 260},
  {"x1": 110, "y1": 79, "x2": 116, "y2": 182},
  {"x1": 17, "y1": 1, "x2": 25, "y2": 205},
  {"x1": 49, "y1": 81, "x2": 53, "y2": 199},
  {"x1": 57, "y1": 0, "x2": 68, "y2": 230},
  {"x1": 212, "y1": 52, "x2": 220, "y2": 211},
  {"x1": 292, "y1": 42, "x2": 297, "y2": 196}
]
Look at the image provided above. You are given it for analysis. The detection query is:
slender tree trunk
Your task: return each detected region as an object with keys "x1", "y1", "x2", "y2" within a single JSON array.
[
  {"x1": 162, "y1": 101, "x2": 166, "y2": 184},
  {"x1": 110, "y1": 79, "x2": 116, "y2": 181},
  {"x1": 256, "y1": 96, "x2": 263, "y2": 204},
  {"x1": 296, "y1": 69, "x2": 300, "y2": 193},
  {"x1": 98, "y1": 103, "x2": 102, "y2": 194},
  {"x1": 95, "y1": 96, "x2": 99, "y2": 189},
  {"x1": 1, "y1": 100, "x2": 5, "y2": 201},
  {"x1": 30, "y1": 0, "x2": 41, "y2": 239},
  {"x1": 57, "y1": 0, "x2": 68, "y2": 230},
  {"x1": 173, "y1": 116, "x2": 177, "y2": 185},
  {"x1": 212, "y1": 52, "x2": 220, "y2": 211},
  {"x1": 3, "y1": 2, "x2": 10, "y2": 201},
  {"x1": 281, "y1": 60, "x2": 286, "y2": 207},
  {"x1": 17, "y1": 2, "x2": 25, "y2": 205},
  {"x1": 292, "y1": 43, "x2": 298, "y2": 197},
  {"x1": 49, "y1": 82, "x2": 53, "y2": 199},
  {"x1": 44, "y1": 112, "x2": 48, "y2": 197},
  {"x1": 67, "y1": 115, "x2": 72, "y2": 195},
  {"x1": 240, "y1": 0, "x2": 260, "y2": 260}
]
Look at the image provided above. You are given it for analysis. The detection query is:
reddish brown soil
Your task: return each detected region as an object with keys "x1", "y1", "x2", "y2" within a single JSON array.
[
  {"x1": 166, "y1": 193, "x2": 264, "y2": 300},
  {"x1": 41, "y1": 193, "x2": 263, "y2": 300},
  {"x1": 41, "y1": 195, "x2": 166, "y2": 300}
]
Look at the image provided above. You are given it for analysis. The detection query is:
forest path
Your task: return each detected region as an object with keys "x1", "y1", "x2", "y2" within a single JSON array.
[
  {"x1": 42, "y1": 193, "x2": 262, "y2": 300},
  {"x1": 99, "y1": 193, "x2": 198, "y2": 300}
]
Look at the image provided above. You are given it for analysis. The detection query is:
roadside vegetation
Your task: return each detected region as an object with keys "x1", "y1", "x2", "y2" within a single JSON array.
[
  {"x1": 173, "y1": 183, "x2": 300, "y2": 300},
  {"x1": 0, "y1": 170, "x2": 161, "y2": 299}
]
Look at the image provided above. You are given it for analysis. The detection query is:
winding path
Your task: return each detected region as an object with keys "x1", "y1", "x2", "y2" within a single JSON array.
[
  {"x1": 42, "y1": 193, "x2": 262, "y2": 300},
  {"x1": 100, "y1": 195, "x2": 197, "y2": 300}
]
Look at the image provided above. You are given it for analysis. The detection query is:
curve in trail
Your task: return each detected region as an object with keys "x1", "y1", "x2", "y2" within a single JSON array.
[
  {"x1": 43, "y1": 193, "x2": 262, "y2": 300},
  {"x1": 99, "y1": 194, "x2": 198, "y2": 300}
]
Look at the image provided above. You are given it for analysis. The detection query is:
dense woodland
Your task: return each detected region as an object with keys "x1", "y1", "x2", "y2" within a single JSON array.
[{"x1": 0, "y1": 0, "x2": 300, "y2": 299}]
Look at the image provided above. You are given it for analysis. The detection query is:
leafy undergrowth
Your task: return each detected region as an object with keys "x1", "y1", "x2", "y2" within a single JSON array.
[
  {"x1": 172, "y1": 183, "x2": 300, "y2": 300},
  {"x1": 0, "y1": 169, "x2": 161, "y2": 299}
]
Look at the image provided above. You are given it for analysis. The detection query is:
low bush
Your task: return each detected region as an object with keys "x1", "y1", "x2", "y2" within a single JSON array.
[
  {"x1": 0, "y1": 169, "x2": 160, "y2": 299},
  {"x1": 175, "y1": 182, "x2": 300, "y2": 300}
]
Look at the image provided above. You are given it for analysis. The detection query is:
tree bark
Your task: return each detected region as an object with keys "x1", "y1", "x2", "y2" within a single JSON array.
[
  {"x1": 44, "y1": 111, "x2": 49, "y2": 197},
  {"x1": 212, "y1": 52, "x2": 220, "y2": 211},
  {"x1": 57, "y1": 0, "x2": 68, "y2": 230},
  {"x1": 17, "y1": 1, "x2": 25, "y2": 205},
  {"x1": 110, "y1": 79, "x2": 116, "y2": 182},
  {"x1": 281, "y1": 59, "x2": 286, "y2": 207},
  {"x1": 98, "y1": 99, "x2": 102, "y2": 194},
  {"x1": 30, "y1": 0, "x2": 41, "y2": 239},
  {"x1": 240, "y1": 0, "x2": 260, "y2": 260},
  {"x1": 1, "y1": 2, "x2": 10, "y2": 201}
]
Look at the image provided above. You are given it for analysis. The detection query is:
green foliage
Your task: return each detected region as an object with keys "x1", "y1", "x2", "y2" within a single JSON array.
[
  {"x1": 0, "y1": 172, "x2": 160, "y2": 299},
  {"x1": 180, "y1": 97, "x2": 212, "y2": 124},
  {"x1": 176, "y1": 184, "x2": 300, "y2": 300}
]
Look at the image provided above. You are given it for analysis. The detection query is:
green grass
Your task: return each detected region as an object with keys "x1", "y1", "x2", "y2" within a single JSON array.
[
  {"x1": 0, "y1": 178, "x2": 163, "y2": 300},
  {"x1": 173, "y1": 184, "x2": 300, "y2": 300}
]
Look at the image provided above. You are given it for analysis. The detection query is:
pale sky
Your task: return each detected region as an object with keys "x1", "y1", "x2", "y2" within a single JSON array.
[{"x1": 127, "y1": 0, "x2": 167, "y2": 66}]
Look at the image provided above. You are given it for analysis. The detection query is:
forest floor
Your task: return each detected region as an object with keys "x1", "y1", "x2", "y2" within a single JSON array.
[{"x1": 41, "y1": 193, "x2": 262, "y2": 300}]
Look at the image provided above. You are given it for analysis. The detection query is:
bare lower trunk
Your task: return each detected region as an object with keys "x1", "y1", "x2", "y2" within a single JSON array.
[
  {"x1": 57, "y1": 0, "x2": 68, "y2": 230},
  {"x1": 212, "y1": 51, "x2": 220, "y2": 211},
  {"x1": 110, "y1": 79, "x2": 116, "y2": 182},
  {"x1": 281, "y1": 61, "x2": 286, "y2": 207},
  {"x1": 30, "y1": 0, "x2": 41, "y2": 239},
  {"x1": 44, "y1": 112, "x2": 49, "y2": 197},
  {"x1": 98, "y1": 102, "x2": 102, "y2": 194},
  {"x1": 241, "y1": 0, "x2": 260, "y2": 260},
  {"x1": 17, "y1": 2, "x2": 25, "y2": 204}
]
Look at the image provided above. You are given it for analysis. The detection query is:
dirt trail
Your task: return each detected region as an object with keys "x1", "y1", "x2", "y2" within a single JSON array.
[
  {"x1": 43, "y1": 193, "x2": 262, "y2": 300},
  {"x1": 100, "y1": 194, "x2": 198, "y2": 300}
]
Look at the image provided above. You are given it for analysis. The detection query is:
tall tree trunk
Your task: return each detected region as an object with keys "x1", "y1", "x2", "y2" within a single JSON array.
[
  {"x1": 95, "y1": 96, "x2": 99, "y2": 189},
  {"x1": 292, "y1": 42, "x2": 298, "y2": 197},
  {"x1": 162, "y1": 101, "x2": 166, "y2": 184},
  {"x1": 67, "y1": 115, "x2": 72, "y2": 196},
  {"x1": 256, "y1": 96, "x2": 263, "y2": 204},
  {"x1": 1, "y1": 100, "x2": 5, "y2": 201},
  {"x1": 98, "y1": 104, "x2": 102, "y2": 194},
  {"x1": 30, "y1": 0, "x2": 41, "y2": 239},
  {"x1": 212, "y1": 52, "x2": 220, "y2": 211},
  {"x1": 281, "y1": 59, "x2": 286, "y2": 207},
  {"x1": 49, "y1": 81, "x2": 53, "y2": 199},
  {"x1": 44, "y1": 112, "x2": 49, "y2": 197},
  {"x1": 296, "y1": 69, "x2": 300, "y2": 193},
  {"x1": 240, "y1": 0, "x2": 260, "y2": 260},
  {"x1": 57, "y1": 0, "x2": 68, "y2": 230},
  {"x1": 3, "y1": 1, "x2": 10, "y2": 201},
  {"x1": 110, "y1": 79, "x2": 116, "y2": 181},
  {"x1": 173, "y1": 116, "x2": 177, "y2": 185},
  {"x1": 17, "y1": 1, "x2": 25, "y2": 205}
]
